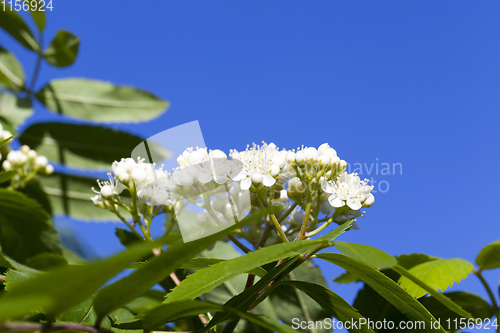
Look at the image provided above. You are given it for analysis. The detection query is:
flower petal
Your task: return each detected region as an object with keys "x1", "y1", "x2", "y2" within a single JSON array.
[
  {"x1": 347, "y1": 198, "x2": 362, "y2": 211},
  {"x1": 321, "y1": 178, "x2": 334, "y2": 193},
  {"x1": 262, "y1": 174, "x2": 276, "y2": 187},
  {"x1": 329, "y1": 195, "x2": 345, "y2": 208},
  {"x1": 240, "y1": 177, "x2": 252, "y2": 190}
]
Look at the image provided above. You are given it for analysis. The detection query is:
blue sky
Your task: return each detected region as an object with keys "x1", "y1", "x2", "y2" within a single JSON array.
[{"x1": 2, "y1": 0, "x2": 500, "y2": 330}]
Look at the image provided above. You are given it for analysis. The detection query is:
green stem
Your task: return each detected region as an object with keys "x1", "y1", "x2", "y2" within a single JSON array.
[
  {"x1": 28, "y1": 35, "x2": 43, "y2": 93},
  {"x1": 228, "y1": 234, "x2": 252, "y2": 254},
  {"x1": 278, "y1": 202, "x2": 298, "y2": 223},
  {"x1": 298, "y1": 201, "x2": 312, "y2": 239},
  {"x1": 474, "y1": 270, "x2": 499, "y2": 332},
  {"x1": 255, "y1": 188, "x2": 289, "y2": 243}
]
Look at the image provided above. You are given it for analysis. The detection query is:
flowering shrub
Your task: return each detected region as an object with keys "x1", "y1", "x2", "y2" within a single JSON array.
[{"x1": 0, "y1": 6, "x2": 499, "y2": 333}]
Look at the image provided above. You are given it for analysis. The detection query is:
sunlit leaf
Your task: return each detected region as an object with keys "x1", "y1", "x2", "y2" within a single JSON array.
[
  {"x1": 397, "y1": 259, "x2": 473, "y2": 299},
  {"x1": 0, "y1": 48, "x2": 24, "y2": 91},
  {"x1": 44, "y1": 30, "x2": 80, "y2": 67},
  {"x1": 476, "y1": 240, "x2": 500, "y2": 270},
  {"x1": 334, "y1": 241, "x2": 397, "y2": 270},
  {"x1": 0, "y1": 92, "x2": 33, "y2": 129},
  {"x1": 35, "y1": 79, "x2": 169, "y2": 122}
]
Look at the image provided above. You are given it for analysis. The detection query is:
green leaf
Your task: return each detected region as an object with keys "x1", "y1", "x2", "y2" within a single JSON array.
[
  {"x1": 116, "y1": 228, "x2": 143, "y2": 248},
  {"x1": 420, "y1": 292, "x2": 494, "y2": 322},
  {"x1": 397, "y1": 259, "x2": 473, "y2": 299},
  {"x1": 0, "y1": 189, "x2": 61, "y2": 263},
  {"x1": 393, "y1": 265, "x2": 473, "y2": 319},
  {"x1": 19, "y1": 122, "x2": 167, "y2": 170},
  {"x1": 0, "y1": 47, "x2": 25, "y2": 91},
  {"x1": 181, "y1": 257, "x2": 267, "y2": 277},
  {"x1": 0, "y1": 92, "x2": 33, "y2": 129},
  {"x1": 0, "y1": 170, "x2": 17, "y2": 184},
  {"x1": 29, "y1": 1, "x2": 46, "y2": 31},
  {"x1": 333, "y1": 271, "x2": 360, "y2": 284},
  {"x1": 35, "y1": 79, "x2": 169, "y2": 122},
  {"x1": 39, "y1": 172, "x2": 122, "y2": 221},
  {"x1": 164, "y1": 239, "x2": 327, "y2": 304},
  {"x1": 284, "y1": 281, "x2": 375, "y2": 333},
  {"x1": 44, "y1": 30, "x2": 80, "y2": 67},
  {"x1": 334, "y1": 241, "x2": 397, "y2": 270},
  {"x1": 0, "y1": 5, "x2": 38, "y2": 51},
  {"x1": 476, "y1": 240, "x2": 500, "y2": 270},
  {"x1": 25, "y1": 253, "x2": 68, "y2": 271},
  {"x1": 19, "y1": 179, "x2": 53, "y2": 215},
  {"x1": 0, "y1": 239, "x2": 167, "y2": 320},
  {"x1": 316, "y1": 253, "x2": 447, "y2": 333},
  {"x1": 57, "y1": 296, "x2": 98, "y2": 325},
  {"x1": 200, "y1": 241, "x2": 276, "y2": 333},
  {"x1": 0, "y1": 136, "x2": 14, "y2": 148},
  {"x1": 93, "y1": 208, "x2": 276, "y2": 319},
  {"x1": 143, "y1": 300, "x2": 301, "y2": 333},
  {"x1": 270, "y1": 263, "x2": 333, "y2": 333},
  {"x1": 396, "y1": 253, "x2": 436, "y2": 270}
]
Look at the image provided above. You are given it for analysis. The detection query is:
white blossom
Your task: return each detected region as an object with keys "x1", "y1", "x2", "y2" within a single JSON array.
[{"x1": 321, "y1": 172, "x2": 373, "y2": 211}]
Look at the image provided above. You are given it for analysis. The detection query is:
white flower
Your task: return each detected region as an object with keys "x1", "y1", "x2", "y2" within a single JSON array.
[
  {"x1": 321, "y1": 172, "x2": 373, "y2": 211},
  {"x1": 230, "y1": 142, "x2": 285, "y2": 190}
]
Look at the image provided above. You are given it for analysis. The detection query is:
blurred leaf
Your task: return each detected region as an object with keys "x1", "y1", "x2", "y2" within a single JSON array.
[
  {"x1": 93, "y1": 209, "x2": 275, "y2": 319},
  {"x1": 271, "y1": 262, "x2": 333, "y2": 333},
  {"x1": 18, "y1": 179, "x2": 52, "y2": 215},
  {"x1": 0, "y1": 170, "x2": 17, "y2": 184},
  {"x1": 164, "y1": 239, "x2": 327, "y2": 304},
  {"x1": 334, "y1": 241, "x2": 397, "y2": 270},
  {"x1": 0, "y1": 47, "x2": 24, "y2": 91},
  {"x1": 116, "y1": 228, "x2": 143, "y2": 248},
  {"x1": 25, "y1": 253, "x2": 68, "y2": 271},
  {"x1": 181, "y1": 257, "x2": 267, "y2": 277},
  {"x1": 35, "y1": 79, "x2": 169, "y2": 122},
  {"x1": 0, "y1": 238, "x2": 167, "y2": 320},
  {"x1": 0, "y1": 189, "x2": 61, "y2": 263},
  {"x1": 397, "y1": 259, "x2": 473, "y2": 299},
  {"x1": 20, "y1": 122, "x2": 167, "y2": 170},
  {"x1": 316, "y1": 253, "x2": 447, "y2": 333},
  {"x1": 0, "y1": 5, "x2": 38, "y2": 51},
  {"x1": 285, "y1": 281, "x2": 375, "y2": 333},
  {"x1": 57, "y1": 296, "x2": 99, "y2": 325},
  {"x1": 393, "y1": 265, "x2": 473, "y2": 319},
  {"x1": 0, "y1": 253, "x2": 41, "y2": 291},
  {"x1": 143, "y1": 300, "x2": 300, "y2": 333},
  {"x1": 44, "y1": 30, "x2": 80, "y2": 67},
  {"x1": 29, "y1": 1, "x2": 46, "y2": 31},
  {"x1": 420, "y1": 292, "x2": 493, "y2": 322},
  {"x1": 0, "y1": 92, "x2": 33, "y2": 129},
  {"x1": 476, "y1": 240, "x2": 500, "y2": 270},
  {"x1": 39, "y1": 172, "x2": 121, "y2": 221}
]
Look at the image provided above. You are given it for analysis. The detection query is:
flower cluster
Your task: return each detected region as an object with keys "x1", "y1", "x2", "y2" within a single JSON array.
[
  {"x1": 91, "y1": 141, "x2": 374, "y2": 243},
  {"x1": 1, "y1": 142, "x2": 53, "y2": 189}
]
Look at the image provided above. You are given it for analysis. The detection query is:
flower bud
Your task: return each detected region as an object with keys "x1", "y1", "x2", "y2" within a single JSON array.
[
  {"x1": 362, "y1": 193, "x2": 375, "y2": 207},
  {"x1": 269, "y1": 164, "x2": 280, "y2": 177},
  {"x1": 100, "y1": 185, "x2": 114, "y2": 198},
  {"x1": 304, "y1": 147, "x2": 318, "y2": 162},
  {"x1": 27, "y1": 150, "x2": 37, "y2": 160},
  {"x1": 318, "y1": 154, "x2": 331, "y2": 166},
  {"x1": 21, "y1": 145, "x2": 30, "y2": 154},
  {"x1": 44, "y1": 164, "x2": 54, "y2": 174},
  {"x1": 131, "y1": 168, "x2": 147, "y2": 183},
  {"x1": 2, "y1": 160, "x2": 12, "y2": 171},
  {"x1": 35, "y1": 156, "x2": 48, "y2": 168},
  {"x1": 251, "y1": 173, "x2": 263, "y2": 184},
  {"x1": 295, "y1": 151, "x2": 305, "y2": 164},
  {"x1": 286, "y1": 151, "x2": 296, "y2": 163}
]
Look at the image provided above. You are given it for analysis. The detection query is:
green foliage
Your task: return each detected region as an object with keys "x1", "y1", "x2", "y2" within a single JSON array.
[
  {"x1": 0, "y1": 93, "x2": 33, "y2": 129},
  {"x1": 333, "y1": 241, "x2": 397, "y2": 270},
  {"x1": 44, "y1": 30, "x2": 80, "y2": 67},
  {"x1": 0, "y1": 239, "x2": 166, "y2": 320},
  {"x1": 0, "y1": 47, "x2": 25, "y2": 91},
  {"x1": 317, "y1": 253, "x2": 447, "y2": 333},
  {"x1": 0, "y1": 189, "x2": 61, "y2": 264},
  {"x1": 164, "y1": 239, "x2": 326, "y2": 304},
  {"x1": 397, "y1": 258, "x2": 473, "y2": 299},
  {"x1": 35, "y1": 79, "x2": 169, "y2": 122},
  {"x1": 0, "y1": 5, "x2": 39, "y2": 51},
  {"x1": 143, "y1": 300, "x2": 301, "y2": 333},
  {"x1": 476, "y1": 240, "x2": 500, "y2": 270}
]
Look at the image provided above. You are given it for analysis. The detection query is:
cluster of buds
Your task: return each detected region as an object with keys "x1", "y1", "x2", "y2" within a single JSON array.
[
  {"x1": 1, "y1": 142, "x2": 53, "y2": 189},
  {"x1": 91, "y1": 141, "x2": 375, "y2": 244}
]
